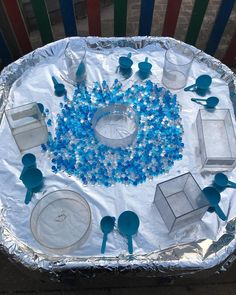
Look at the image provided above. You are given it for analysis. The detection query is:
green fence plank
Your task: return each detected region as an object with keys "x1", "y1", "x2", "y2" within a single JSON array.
[
  {"x1": 185, "y1": 0, "x2": 209, "y2": 45},
  {"x1": 114, "y1": 0, "x2": 127, "y2": 37},
  {"x1": 31, "y1": 0, "x2": 53, "y2": 45}
]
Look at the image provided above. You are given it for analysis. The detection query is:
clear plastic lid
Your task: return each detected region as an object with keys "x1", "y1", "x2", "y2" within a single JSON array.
[{"x1": 30, "y1": 190, "x2": 91, "y2": 254}]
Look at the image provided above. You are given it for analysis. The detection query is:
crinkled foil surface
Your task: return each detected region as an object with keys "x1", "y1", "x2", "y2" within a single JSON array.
[{"x1": 0, "y1": 37, "x2": 236, "y2": 279}]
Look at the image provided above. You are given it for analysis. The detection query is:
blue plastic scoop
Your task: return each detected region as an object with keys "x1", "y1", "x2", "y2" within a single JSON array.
[
  {"x1": 20, "y1": 153, "x2": 36, "y2": 180},
  {"x1": 119, "y1": 52, "x2": 133, "y2": 70},
  {"x1": 37, "y1": 103, "x2": 44, "y2": 114},
  {"x1": 52, "y1": 76, "x2": 66, "y2": 96},
  {"x1": 21, "y1": 168, "x2": 43, "y2": 205},
  {"x1": 214, "y1": 173, "x2": 236, "y2": 189},
  {"x1": 138, "y1": 57, "x2": 152, "y2": 73},
  {"x1": 100, "y1": 216, "x2": 115, "y2": 254},
  {"x1": 203, "y1": 187, "x2": 227, "y2": 221},
  {"x1": 184, "y1": 75, "x2": 212, "y2": 96},
  {"x1": 118, "y1": 211, "x2": 140, "y2": 254},
  {"x1": 191, "y1": 96, "x2": 219, "y2": 108}
]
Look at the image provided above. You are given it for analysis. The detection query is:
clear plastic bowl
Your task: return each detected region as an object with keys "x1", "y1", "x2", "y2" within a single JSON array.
[
  {"x1": 92, "y1": 104, "x2": 139, "y2": 148},
  {"x1": 30, "y1": 190, "x2": 91, "y2": 254}
]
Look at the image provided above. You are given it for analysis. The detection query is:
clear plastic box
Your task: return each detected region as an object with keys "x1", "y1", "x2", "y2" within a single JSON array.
[
  {"x1": 196, "y1": 109, "x2": 236, "y2": 171},
  {"x1": 5, "y1": 102, "x2": 48, "y2": 152},
  {"x1": 154, "y1": 173, "x2": 209, "y2": 232}
]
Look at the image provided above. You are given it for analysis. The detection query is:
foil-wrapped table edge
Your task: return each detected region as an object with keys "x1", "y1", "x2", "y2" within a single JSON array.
[{"x1": 0, "y1": 36, "x2": 236, "y2": 279}]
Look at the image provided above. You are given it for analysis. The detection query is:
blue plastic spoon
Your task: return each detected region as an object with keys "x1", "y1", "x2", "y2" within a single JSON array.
[
  {"x1": 52, "y1": 76, "x2": 66, "y2": 96},
  {"x1": 21, "y1": 168, "x2": 43, "y2": 204},
  {"x1": 20, "y1": 153, "x2": 36, "y2": 180},
  {"x1": 119, "y1": 52, "x2": 133, "y2": 70},
  {"x1": 118, "y1": 211, "x2": 140, "y2": 254},
  {"x1": 184, "y1": 75, "x2": 212, "y2": 96},
  {"x1": 203, "y1": 187, "x2": 227, "y2": 221},
  {"x1": 100, "y1": 216, "x2": 115, "y2": 254},
  {"x1": 214, "y1": 173, "x2": 236, "y2": 189},
  {"x1": 191, "y1": 96, "x2": 219, "y2": 108}
]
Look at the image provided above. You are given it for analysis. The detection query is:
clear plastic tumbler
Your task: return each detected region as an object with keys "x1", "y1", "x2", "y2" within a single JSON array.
[{"x1": 162, "y1": 44, "x2": 194, "y2": 90}]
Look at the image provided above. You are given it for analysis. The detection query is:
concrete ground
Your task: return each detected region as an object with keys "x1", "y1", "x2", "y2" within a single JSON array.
[{"x1": 0, "y1": 249, "x2": 235, "y2": 294}]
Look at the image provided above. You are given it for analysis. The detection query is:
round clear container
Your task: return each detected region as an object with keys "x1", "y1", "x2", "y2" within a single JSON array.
[
  {"x1": 92, "y1": 104, "x2": 139, "y2": 148},
  {"x1": 162, "y1": 44, "x2": 194, "y2": 90},
  {"x1": 30, "y1": 190, "x2": 91, "y2": 254}
]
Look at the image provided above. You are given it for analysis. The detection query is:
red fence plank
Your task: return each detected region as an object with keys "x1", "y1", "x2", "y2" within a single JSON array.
[
  {"x1": 162, "y1": 0, "x2": 182, "y2": 37},
  {"x1": 222, "y1": 32, "x2": 236, "y2": 67},
  {"x1": 87, "y1": 0, "x2": 101, "y2": 36},
  {"x1": 3, "y1": 0, "x2": 32, "y2": 54}
]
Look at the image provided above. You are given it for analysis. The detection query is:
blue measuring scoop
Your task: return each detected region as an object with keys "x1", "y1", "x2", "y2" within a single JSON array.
[
  {"x1": 100, "y1": 216, "x2": 115, "y2": 254},
  {"x1": 52, "y1": 76, "x2": 66, "y2": 96},
  {"x1": 214, "y1": 173, "x2": 236, "y2": 189},
  {"x1": 119, "y1": 52, "x2": 133, "y2": 70},
  {"x1": 184, "y1": 75, "x2": 212, "y2": 96},
  {"x1": 191, "y1": 96, "x2": 219, "y2": 108},
  {"x1": 21, "y1": 168, "x2": 43, "y2": 205},
  {"x1": 138, "y1": 57, "x2": 152, "y2": 79},
  {"x1": 37, "y1": 103, "x2": 44, "y2": 114},
  {"x1": 118, "y1": 211, "x2": 140, "y2": 254},
  {"x1": 203, "y1": 187, "x2": 227, "y2": 221},
  {"x1": 20, "y1": 153, "x2": 37, "y2": 180},
  {"x1": 138, "y1": 57, "x2": 152, "y2": 73}
]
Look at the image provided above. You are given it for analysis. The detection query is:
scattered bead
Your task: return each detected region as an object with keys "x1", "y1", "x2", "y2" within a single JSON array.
[{"x1": 45, "y1": 80, "x2": 184, "y2": 186}]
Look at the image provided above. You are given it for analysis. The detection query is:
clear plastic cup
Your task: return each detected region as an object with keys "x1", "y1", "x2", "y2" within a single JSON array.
[
  {"x1": 162, "y1": 44, "x2": 194, "y2": 90},
  {"x1": 92, "y1": 104, "x2": 139, "y2": 148}
]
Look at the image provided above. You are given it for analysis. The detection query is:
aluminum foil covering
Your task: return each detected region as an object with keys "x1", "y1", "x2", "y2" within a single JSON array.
[{"x1": 0, "y1": 37, "x2": 236, "y2": 279}]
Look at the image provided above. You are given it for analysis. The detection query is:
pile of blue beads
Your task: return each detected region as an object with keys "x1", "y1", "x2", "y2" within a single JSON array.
[{"x1": 43, "y1": 79, "x2": 184, "y2": 186}]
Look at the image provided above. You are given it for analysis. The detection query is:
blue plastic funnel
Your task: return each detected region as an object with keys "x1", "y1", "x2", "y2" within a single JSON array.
[
  {"x1": 21, "y1": 168, "x2": 43, "y2": 204},
  {"x1": 20, "y1": 153, "x2": 37, "y2": 180},
  {"x1": 119, "y1": 52, "x2": 133, "y2": 70},
  {"x1": 52, "y1": 76, "x2": 66, "y2": 96},
  {"x1": 118, "y1": 211, "x2": 140, "y2": 254},
  {"x1": 138, "y1": 57, "x2": 152, "y2": 73},
  {"x1": 100, "y1": 216, "x2": 115, "y2": 254}
]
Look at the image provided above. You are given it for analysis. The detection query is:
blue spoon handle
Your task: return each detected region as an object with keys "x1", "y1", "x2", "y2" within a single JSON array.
[
  {"x1": 184, "y1": 83, "x2": 196, "y2": 91},
  {"x1": 228, "y1": 181, "x2": 236, "y2": 188},
  {"x1": 52, "y1": 76, "x2": 58, "y2": 86},
  {"x1": 191, "y1": 98, "x2": 207, "y2": 102},
  {"x1": 214, "y1": 205, "x2": 227, "y2": 221},
  {"x1": 101, "y1": 233, "x2": 108, "y2": 254},
  {"x1": 127, "y1": 235, "x2": 133, "y2": 254},
  {"x1": 25, "y1": 189, "x2": 33, "y2": 205}
]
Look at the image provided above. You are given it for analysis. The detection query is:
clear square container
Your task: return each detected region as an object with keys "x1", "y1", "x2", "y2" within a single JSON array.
[
  {"x1": 196, "y1": 109, "x2": 236, "y2": 171},
  {"x1": 5, "y1": 102, "x2": 48, "y2": 152},
  {"x1": 154, "y1": 173, "x2": 209, "y2": 232}
]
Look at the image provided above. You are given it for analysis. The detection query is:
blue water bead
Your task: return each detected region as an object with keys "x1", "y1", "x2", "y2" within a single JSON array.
[{"x1": 47, "y1": 119, "x2": 52, "y2": 126}]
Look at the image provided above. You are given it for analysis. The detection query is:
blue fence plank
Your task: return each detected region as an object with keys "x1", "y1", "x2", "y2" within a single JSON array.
[
  {"x1": 0, "y1": 31, "x2": 13, "y2": 67},
  {"x1": 138, "y1": 0, "x2": 155, "y2": 36},
  {"x1": 205, "y1": 0, "x2": 236, "y2": 55},
  {"x1": 59, "y1": 0, "x2": 77, "y2": 37}
]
